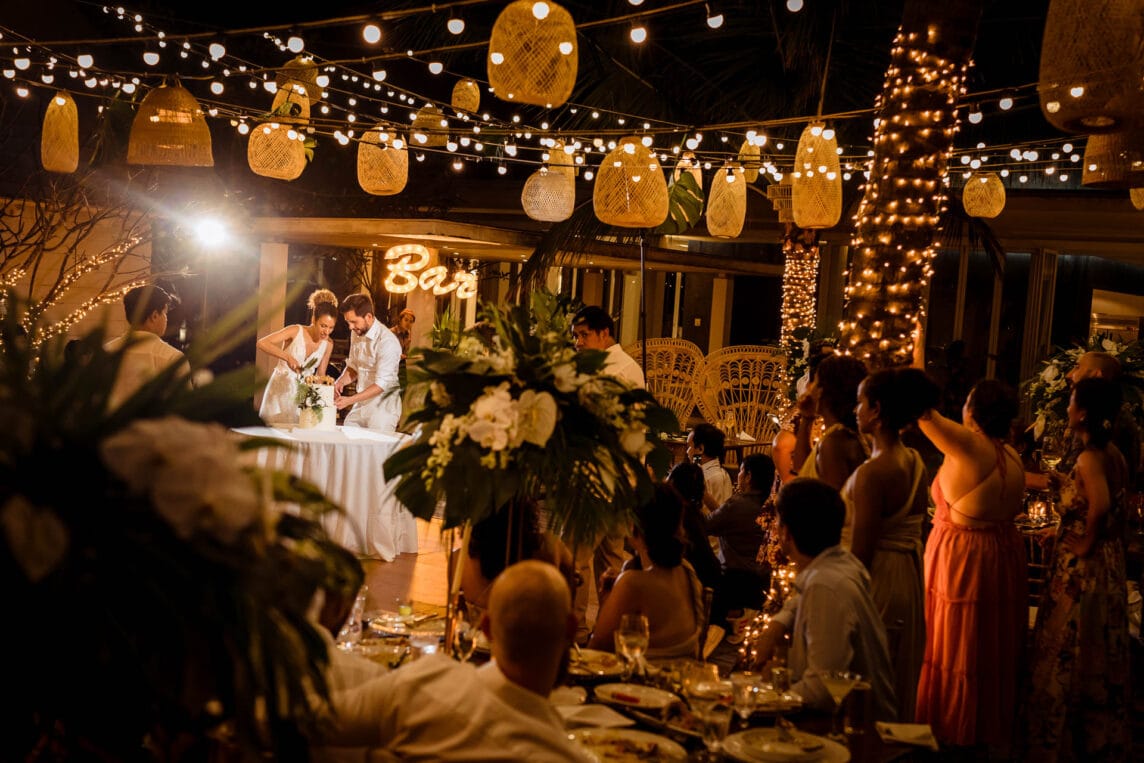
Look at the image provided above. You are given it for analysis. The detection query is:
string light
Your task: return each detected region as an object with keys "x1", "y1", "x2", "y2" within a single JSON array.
[{"x1": 630, "y1": 25, "x2": 647, "y2": 44}]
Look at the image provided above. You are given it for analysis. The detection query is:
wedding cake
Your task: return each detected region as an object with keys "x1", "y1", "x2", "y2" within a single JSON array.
[{"x1": 297, "y1": 376, "x2": 337, "y2": 430}]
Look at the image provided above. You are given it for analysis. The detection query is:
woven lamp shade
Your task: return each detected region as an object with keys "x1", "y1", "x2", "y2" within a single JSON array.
[
  {"x1": 738, "y1": 139, "x2": 762, "y2": 183},
  {"x1": 962, "y1": 173, "x2": 1006, "y2": 218},
  {"x1": 522, "y1": 143, "x2": 575, "y2": 222},
  {"x1": 247, "y1": 123, "x2": 307, "y2": 181},
  {"x1": 358, "y1": 128, "x2": 408, "y2": 196},
  {"x1": 487, "y1": 0, "x2": 577, "y2": 108},
  {"x1": 41, "y1": 91, "x2": 78, "y2": 174},
  {"x1": 410, "y1": 106, "x2": 449, "y2": 148},
  {"x1": 791, "y1": 122, "x2": 841, "y2": 229},
  {"x1": 127, "y1": 83, "x2": 213, "y2": 167},
  {"x1": 1131, "y1": 188, "x2": 1144, "y2": 210},
  {"x1": 275, "y1": 56, "x2": 322, "y2": 104},
  {"x1": 593, "y1": 137, "x2": 669, "y2": 228},
  {"x1": 766, "y1": 177, "x2": 794, "y2": 223},
  {"x1": 707, "y1": 164, "x2": 747, "y2": 238},
  {"x1": 452, "y1": 79, "x2": 481, "y2": 114},
  {"x1": 1082, "y1": 132, "x2": 1144, "y2": 189},
  {"x1": 1039, "y1": 0, "x2": 1144, "y2": 133},
  {"x1": 672, "y1": 151, "x2": 702, "y2": 189}
]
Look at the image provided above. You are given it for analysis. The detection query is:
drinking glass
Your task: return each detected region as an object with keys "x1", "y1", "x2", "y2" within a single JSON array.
[
  {"x1": 616, "y1": 613, "x2": 649, "y2": 679},
  {"x1": 696, "y1": 700, "x2": 733, "y2": 758},
  {"x1": 820, "y1": 670, "x2": 860, "y2": 741},
  {"x1": 335, "y1": 585, "x2": 368, "y2": 649},
  {"x1": 730, "y1": 671, "x2": 759, "y2": 723},
  {"x1": 451, "y1": 603, "x2": 479, "y2": 663}
]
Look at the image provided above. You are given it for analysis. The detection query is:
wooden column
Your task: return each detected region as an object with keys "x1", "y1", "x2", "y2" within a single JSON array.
[{"x1": 709, "y1": 276, "x2": 734, "y2": 352}]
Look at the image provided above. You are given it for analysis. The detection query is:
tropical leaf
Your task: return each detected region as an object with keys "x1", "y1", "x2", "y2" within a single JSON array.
[{"x1": 655, "y1": 171, "x2": 705, "y2": 235}]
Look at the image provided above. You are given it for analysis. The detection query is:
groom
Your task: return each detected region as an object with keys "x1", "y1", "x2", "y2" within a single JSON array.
[{"x1": 334, "y1": 292, "x2": 402, "y2": 433}]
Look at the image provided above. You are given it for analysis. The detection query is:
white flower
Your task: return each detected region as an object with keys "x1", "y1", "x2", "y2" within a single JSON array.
[
  {"x1": 466, "y1": 382, "x2": 518, "y2": 451},
  {"x1": 1041, "y1": 364, "x2": 1059, "y2": 382},
  {"x1": 515, "y1": 390, "x2": 558, "y2": 446},
  {"x1": 1033, "y1": 414, "x2": 1045, "y2": 441},
  {"x1": 552, "y1": 363, "x2": 582, "y2": 393},
  {"x1": 467, "y1": 417, "x2": 512, "y2": 451},
  {"x1": 429, "y1": 381, "x2": 452, "y2": 407},
  {"x1": 1102, "y1": 338, "x2": 1117, "y2": 352}
]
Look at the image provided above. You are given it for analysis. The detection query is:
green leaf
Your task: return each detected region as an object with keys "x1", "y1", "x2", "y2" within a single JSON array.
[{"x1": 654, "y1": 171, "x2": 705, "y2": 235}]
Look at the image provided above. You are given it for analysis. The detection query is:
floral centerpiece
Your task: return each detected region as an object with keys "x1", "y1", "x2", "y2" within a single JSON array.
[
  {"x1": 295, "y1": 357, "x2": 336, "y2": 428},
  {"x1": 1023, "y1": 335, "x2": 1144, "y2": 442},
  {"x1": 0, "y1": 289, "x2": 355, "y2": 762},
  {"x1": 384, "y1": 290, "x2": 679, "y2": 547}
]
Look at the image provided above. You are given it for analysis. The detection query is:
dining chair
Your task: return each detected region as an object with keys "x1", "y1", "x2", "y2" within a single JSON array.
[
  {"x1": 622, "y1": 338, "x2": 705, "y2": 430},
  {"x1": 692, "y1": 345, "x2": 788, "y2": 461}
]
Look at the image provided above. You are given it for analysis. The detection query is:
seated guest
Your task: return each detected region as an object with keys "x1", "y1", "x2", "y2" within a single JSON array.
[
  {"x1": 321, "y1": 561, "x2": 590, "y2": 762},
  {"x1": 706, "y1": 454, "x2": 773, "y2": 622},
  {"x1": 755, "y1": 478, "x2": 897, "y2": 720},
  {"x1": 687, "y1": 422, "x2": 734, "y2": 513},
  {"x1": 104, "y1": 284, "x2": 190, "y2": 410},
  {"x1": 666, "y1": 461, "x2": 724, "y2": 593},
  {"x1": 588, "y1": 484, "x2": 705, "y2": 660}
]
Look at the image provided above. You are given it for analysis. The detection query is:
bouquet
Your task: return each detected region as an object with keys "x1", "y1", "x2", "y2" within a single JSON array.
[
  {"x1": 384, "y1": 290, "x2": 679, "y2": 547},
  {"x1": 296, "y1": 360, "x2": 335, "y2": 413},
  {"x1": 0, "y1": 289, "x2": 354, "y2": 762}
]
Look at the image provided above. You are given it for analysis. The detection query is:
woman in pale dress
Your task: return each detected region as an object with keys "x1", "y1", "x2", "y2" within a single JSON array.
[
  {"x1": 792, "y1": 353, "x2": 868, "y2": 489},
  {"x1": 256, "y1": 288, "x2": 338, "y2": 425},
  {"x1": 843, "y1": 367, "x2": 938, "y2": 722}
]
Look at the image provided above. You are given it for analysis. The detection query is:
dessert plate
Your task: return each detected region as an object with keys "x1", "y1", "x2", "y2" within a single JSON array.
[
  {"x1": 569, "y1": 727, "x2": 687, "y2": 762},
  {"x1": 593, "y1": 683, "x2": 679, "y2": 711},
  {"x1": 722, "y1": 727, "x2": 850, "y2": 762},
  {"x1": 568, "y1": 648, "x2": 626, "y2": 677}
]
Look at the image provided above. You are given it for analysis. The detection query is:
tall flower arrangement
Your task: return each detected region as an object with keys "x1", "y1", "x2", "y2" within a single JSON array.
[
  {"x1": 0, "y1": 289, "x2": 355, "y2": 762},
  {"x1": 384, "y1": 290, "x2": 678, "y2": 547}
]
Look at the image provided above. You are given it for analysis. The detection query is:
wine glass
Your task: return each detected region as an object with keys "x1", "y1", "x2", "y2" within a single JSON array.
[
  {"x1": 615, "y1": 613, "x2": 649, "y2": 680},
  {"x1": 730, "y1": 671, "x2": 759, "y2": 724},
  {"x1": 1040, "y1": 432, "x2": 1064, "y2": 473},
  {"x1": 820, "y1": 670, "x2": 860, "y2": 741},
  {"x1": 697, "y1": 700, "x2": 733, "y2": 759}
]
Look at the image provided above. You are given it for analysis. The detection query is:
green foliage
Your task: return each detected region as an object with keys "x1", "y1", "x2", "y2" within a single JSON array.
[{"x1": 655, "y1": 171, "x2": 705, "y2": 235}]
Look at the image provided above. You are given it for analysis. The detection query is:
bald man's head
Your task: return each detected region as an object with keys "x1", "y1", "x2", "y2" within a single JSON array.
[
  {"x1": 1068, "y1": 351, "x2": 1121, "y2": 384},
  {"x1": 487, "y1": 560, "x2": 571, "y2": 657}
]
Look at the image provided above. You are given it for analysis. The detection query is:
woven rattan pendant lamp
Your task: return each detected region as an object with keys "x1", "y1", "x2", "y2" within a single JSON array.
[
  {"x1": 41, "y1": 91, "x2": 78, "y2": 174},
  {"x1": 593, "y1": 137, "x2": 669, "y2": 228},
  {"x1": 1131, "y1": 188, "x2": 1144, "y2": 210},
  {"x1": 1081, "y1": 131, "x2": 1144, "y2": 189},
  {"x1": 738, "y1": 139, "x2": 762, "y2": 183},
  {"x1": 248, "y1": 88, "x2": 310, "y2": 181},
  {"x1": 276, "y1": 55, "x2": 322, "y2": 104},
  {"x1": 962, "y1": 173, "x2": 1006, "y2": 218},
  {"x1": 1039, "y1": 0, "x2": 1144, "y2": 133},
  {"x1": 451, "y1": 79, "x2": 481, "y2": 114},
  {"x1": 127, "y1": 82, "x2": 213, "y2": 167},
  {"x1": 358, "y1": 128, "x2": 408, "y2": 196},
  {"x1": 707, "y1": 163, "x2": 747, "y2": 238},
  {"x1": 410, "y1": 106, "x2": 449, "y2": 148},
  {"x1": 672, "y1": 151, "x2": 702, "y2": 189},
  {"x1": 791, "y1": 122, "x2": 841, "y2": 229},
  {"x1": 522, "y1": 142, "x2": 575, "y2": 222},
  {"x1": 487, "y1": 0, "x2": 577, "y2": 108}
]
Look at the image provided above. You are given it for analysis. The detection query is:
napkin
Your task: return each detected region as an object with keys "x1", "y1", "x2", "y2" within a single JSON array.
[
  {"x1": 556, "y1": 704, "x2": 637, "y2": 729},
  {"x1": 736, "y1": 431, "x2": 756, "y2": 442},
  {"x1": 875, "y1": 722, "x2": 939, "y2": 750}
]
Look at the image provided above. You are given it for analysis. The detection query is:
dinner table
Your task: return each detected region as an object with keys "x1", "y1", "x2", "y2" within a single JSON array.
[{"x1": 234, "y1": 425, "x2": 420, "y2": 561}]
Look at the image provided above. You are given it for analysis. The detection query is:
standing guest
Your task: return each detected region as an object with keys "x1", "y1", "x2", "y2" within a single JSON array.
[
  {"x1": 687, "y1": 422, "x2": 735, "y2": 513},
  {"x1": 1023, "y1": 377, "x2": 1130, "y2": 761},
  {"x1": 104, "y1": 284, "x2": 190, "y2": 410},
  {"x1": 754, "y1": 478, "x2": 897, "y2": 720},
  {"x1": 792, "y1": 354, "x2": 868, "y2": 490},
  {"x1": 706, "y1": 454, "x2": 773, "y2": 628},
  {"x1": 321, "y1": 561, "x2": 590, "y2": 762},
  {"x1": 334, "y1": 293, "x2": 403, "y2": 433},
  {"x1": 570, "y1": 305, "x2": 645, "y2": 388},
  {"x1": 843, "y1": 367, "x2": 937, "y2": 722},
  {"x1": 390, "y1": 307, "x2": 416, "y2": 359},
  {"x1": 255, "y1": 288, "x2": 337, "y2": 426},
  {"x1": 915, "y1": 380, "x2": 1027, "y2": 756}
]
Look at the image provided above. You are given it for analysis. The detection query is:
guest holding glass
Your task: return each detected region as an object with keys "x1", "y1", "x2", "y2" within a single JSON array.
[
  {"x1": 1023, "y1": 377, "x2": 1130, "y2": 760},
  {"x1": 256, "y1": 288, "x2": 337, "y2": 426},
  {"x1": 843, "y1": 367, "x2": 936, "y2": 722},
  {"x1": 792, "y1": 354, "x2": 868, "y2": 490},
  {"x1": 588, "y1": 484, "x2": 705, "y2": 660},
  {"x1": 914, "y1": 380, "x2": 1027, "y2": 755}
]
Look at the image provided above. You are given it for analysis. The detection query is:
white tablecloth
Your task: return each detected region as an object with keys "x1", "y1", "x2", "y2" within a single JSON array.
[{"x1": 234, "y1": 426, "x2": 420, "y2": 561}]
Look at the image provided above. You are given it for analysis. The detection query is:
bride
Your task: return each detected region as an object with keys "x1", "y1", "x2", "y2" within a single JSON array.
[{"x1": 256, "y1": 288, "x2": 338, "y2": 425}]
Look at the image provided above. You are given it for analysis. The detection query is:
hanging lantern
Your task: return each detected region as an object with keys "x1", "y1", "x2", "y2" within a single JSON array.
[
  {"x1": 41, "y1": 91, "x2": 78, "y2": 174},
  {"x1": 707, "y1": 163, "x2": 747, "y2": 238},
  {"x1": 593, "y1": 137, "x2": 669, "y2": 228},
  {"x1": 358, "y1": 128, "x2": 409, "y2": 196},
  {"x1": 672, "y1": 151, "x2": 702, "y2": 189},
  {"x1": 451, "y1": 79, "x2": 480, "y2": 113},
  {"x1": 522, "y1": 142, "x2": 575, "y2": 222},
  {"x1": 410, "y1": 106, "x2": 449, "y2": 148},
  {"x1": 248, "y1": 89, "x2": 309, "y2": 181},
  {"x1": 1130, "y1": 188, "x2": 1144, "y2": 210},
  {"x1": 766, "y1": 177, "x2": 794, "y2": 223},
  {"x1": 962, "y1": 173, "x2": 1006, "y2": 218},
  {"x1": 791, "y1": 122, "x2": 841, "y2": 229},
  {"x1": 738, "y1": 139, "x2": 762, "y2": 183},
  {"x1": 1038, "y1": 0, "x2": 1144, "y2": 134},
  {"x1": 1082, "y1": 131, "x2": 1144, "y2": 189},
  {"x1": 275, "y1": 55, "x2": 322, "y2": 104},
  {"x1": 127, "y1": 82, "x2": 213, "y2": 167},
  {"x1": 487, "y1": 0, "x2": 577, "y2": 108}
]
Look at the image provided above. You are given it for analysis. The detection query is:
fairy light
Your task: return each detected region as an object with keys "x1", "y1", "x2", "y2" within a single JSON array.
[
  {"x1": 840, "y1": 28, "x2": 969, "y2": 367},
  {"x1": 780, "y1": 232, "x2": 819, "y2": 346}
]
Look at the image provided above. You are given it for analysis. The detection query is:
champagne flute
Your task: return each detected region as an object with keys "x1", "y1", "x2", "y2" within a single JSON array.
[
  {"x1": 616, "y1": 613, "x2": 649, "y2": 680},
  {"x1": 820, "y1": 670, "x2": 860, "y2": 741}
]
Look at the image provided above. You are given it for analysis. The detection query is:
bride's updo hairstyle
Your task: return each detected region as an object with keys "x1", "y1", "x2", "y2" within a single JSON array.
[
  {"x1": 633, "y1": 483, "x2": 686, "y2": 568},
  {"x1": 307, "y1": 288, "x2": 339, "y2": 322},
  {"x1": 864, "y1": 367, "x2": 941, "y2": 431},
  {"x1": 1072, "y1": 377, "x2": 1121, "y2": 448},
  {"x1": 966, "y1": 379, "x2": 1018, "y2": 439}
]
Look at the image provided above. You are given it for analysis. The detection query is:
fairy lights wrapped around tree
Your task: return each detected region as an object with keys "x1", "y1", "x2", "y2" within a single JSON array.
[
  {"x1": 780, "y1": 227, "x2": 820, "y2": 346},
  {"x1": 840, "y1": 27, "x2": 970, "y2": 368}
]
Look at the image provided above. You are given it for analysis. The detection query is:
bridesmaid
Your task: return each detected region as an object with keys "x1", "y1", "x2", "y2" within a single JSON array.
[
  {"x1": 1023, "y1": 377, "x2": 1130, "y2": 760},
  {"x1": 915, "y1": 380, "x2": 1027, "y2": 755},
  {"x1": 792, "y1": 353, "x2": 868, "y2": 490},
  {"x1": 256, "y1": 288, "x2": 338, "y2": 425},
  {"x1": 843, "y1": 367, "x2": 937, "y2": 722}
]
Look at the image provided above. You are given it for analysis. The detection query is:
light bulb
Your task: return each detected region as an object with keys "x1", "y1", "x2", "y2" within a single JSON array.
[
  {"x1": 447, "y1": 18, "x2": 465, "y2": 35},
  {"x1": 372, "y1": 68, "x2": 386, "y2": 81},
  {"x1": 490, "y1": 52, "x2": 505, "y2": 65},
  {"x1": 287, "y1": 35, "x2": 304, "y2": 53},
  {"x1": 532, "y1": 2, "x2": 550, "y2": 20},
  {"x1": 362, "y1": 23, "x2": 382, "y2": 44},
  {"x1": 210, "y1": 81, "x2": 223, "y2": 95},
  {"x1": 76, "y1": 54, "x2": 94, "y2": 69},
  {"x1": 559, "y1": 41, "x2": 574, "y2": 55},
  {"x1": 998, "y1": 95, "x2": 1013, "y2": 111},
  {"x1": 630, "y1": 25, "x2": 647, "y2": 44},
  {"x1": 428, "y1": 61, "x2": 443, "y2": 74},
  {"x1": 786, "y1": 0, "x2": 804, "y2": 11},
  {"x1": 707, "y1": 13, "x2": 724, "y2": 29},
  {"x1": 143, "y1": 51, "x2": 159, "y2": 66}
]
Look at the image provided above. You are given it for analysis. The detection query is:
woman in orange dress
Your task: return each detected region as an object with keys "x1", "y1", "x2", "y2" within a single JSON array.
[{"x1": 915, "y1": 380, "x2": 1027, "y2": 754}]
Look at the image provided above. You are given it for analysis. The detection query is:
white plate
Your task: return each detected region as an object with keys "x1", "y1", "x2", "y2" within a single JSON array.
[
  {"x1": 593, "y1": 683, "x2": 680, "y2": 711},
  {"x1": 723, "y1": 728, "x2": 850, "y2": 762},
  {"x1": 569, "y1": 648, "x2": 626, "y2": 677},
  {"x1": 369, "y1": 611, "x2": 445, "y2": 636},
  {"x1": 569, "y1": 727, "x2": 687, "y2": 762},
  {"x1": 549, "y1": 685, "x2": 589, "y2": 706},
  {"x1": 754, "y1": 689, "x2": 805, "y2": 713}
]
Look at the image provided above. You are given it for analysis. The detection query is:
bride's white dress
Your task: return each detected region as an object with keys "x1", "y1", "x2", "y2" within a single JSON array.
[{"x1": 259, "y1": 326, "x2": 328, "y2": 425}]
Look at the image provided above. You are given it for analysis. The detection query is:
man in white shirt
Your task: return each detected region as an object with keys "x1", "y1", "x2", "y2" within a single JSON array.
[
  {"x1": 756, "y1": 477, "x2": 897, "y2": 721},
  {"x1": 320, "y1": 560, "x2": 590, "y2": 762},
  {"x1": 335, "y1": 293, "x2": 402, "y2": 433},
  {"x1": 103, "y1": 285, "x2": 190, "y2": 410},
  {"x1": 687, "y1": 422, "x2": 734, "y2": 513}
]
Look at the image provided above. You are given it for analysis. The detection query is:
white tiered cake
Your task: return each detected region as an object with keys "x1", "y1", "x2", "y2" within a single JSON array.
[{"x1": 297, "y1": 377, "x2": 337, "y2": 430}]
